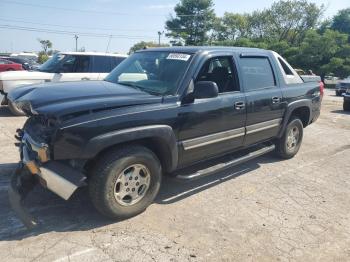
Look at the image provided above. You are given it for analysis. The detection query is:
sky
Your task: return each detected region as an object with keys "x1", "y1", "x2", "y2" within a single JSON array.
[{"x1": 0, "y1": 0, "x2": 348, "y2": 54}]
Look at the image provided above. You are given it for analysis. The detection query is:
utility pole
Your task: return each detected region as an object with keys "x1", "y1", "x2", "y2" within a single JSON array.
[
  {"x1": 157, "y1": 31, "x2": 164, "y2": 46},
  {"x1": 74, "y1": 35, "x2": 79, "y2": 51}
]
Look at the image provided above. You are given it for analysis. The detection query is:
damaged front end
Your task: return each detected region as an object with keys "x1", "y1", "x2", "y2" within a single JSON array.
[{"x1": 9, "y1": 116, "x2": 87, "y2": 229}]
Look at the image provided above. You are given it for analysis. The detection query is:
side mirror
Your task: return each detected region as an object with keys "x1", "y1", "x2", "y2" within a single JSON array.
[{"x1": 194, "y1": 81, "x2": 219, "y2": 99}]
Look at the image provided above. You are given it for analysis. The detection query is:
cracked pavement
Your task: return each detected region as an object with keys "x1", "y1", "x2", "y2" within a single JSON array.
[{"x1": 0, "y1": 89, "x2": 349, "y2": 261}]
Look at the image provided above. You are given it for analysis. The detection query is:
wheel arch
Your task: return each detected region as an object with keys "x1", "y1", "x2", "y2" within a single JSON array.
[
  {"x1": 83, "y1": 125, "x2": 178, "y2": 173},
  {"x1": 278, "y1": 100, "x2": 311, "y2": 138}
]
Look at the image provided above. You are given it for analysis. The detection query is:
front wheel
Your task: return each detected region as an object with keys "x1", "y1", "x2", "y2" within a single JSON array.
[
  {"x1": 276, "y1": 117, "x2": 304, "y2": 159},
  {"x1": 8, "y1": 100, "x2": 26, "y2": 116},
  {"x1": 89, "y1": 145, "x2": 162, "y2": 219}
]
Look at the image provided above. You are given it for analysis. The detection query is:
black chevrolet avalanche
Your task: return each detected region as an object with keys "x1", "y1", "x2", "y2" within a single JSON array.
[{"x1": 8, "y1": 47, "x2": 323, "y2": 228}]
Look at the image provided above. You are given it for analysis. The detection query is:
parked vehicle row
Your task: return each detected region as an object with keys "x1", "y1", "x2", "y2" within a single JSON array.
[
  {"x1": 0, "y1": 56, "x2": 38, "y2": 71},
  {"x1": 0, "y1": 58, "x2": 23, "y2": 72},
  {"x1": 7, "y1": 46, "x2": 323, "y2": 228},
  {"x1": 0, "y1": 52, "x2": 127, "y2": 115}
]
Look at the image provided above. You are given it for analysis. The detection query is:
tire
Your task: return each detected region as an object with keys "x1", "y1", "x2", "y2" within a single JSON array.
[
  {"x1": 8, "y1": 100, "x2": 26, "y2": 116},
  {"x1": 344, "y1": 100, "x2": 350, "y2": 111},
  {"x1": 89, "y1": 145, "x2": 162, "y2": 219},
  {"x1": 336, "y1": 91, "x2": 340, "y2": 96},
  {"x1": 276, "y1": 117, "x2": 304, "y2": 159},
  {"x1": 6, "y1": 68, "x2": 14, "y2": 71}
]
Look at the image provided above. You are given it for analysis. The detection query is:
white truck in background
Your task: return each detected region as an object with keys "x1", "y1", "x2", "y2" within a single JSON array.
[{"x1": 0, "y1": 52, "x2": 127, "y2": 115}]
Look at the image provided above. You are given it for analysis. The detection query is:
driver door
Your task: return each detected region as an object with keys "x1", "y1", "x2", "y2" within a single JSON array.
[{"x1": 177, "y1": 56, "x2": 247, "y2": 167}]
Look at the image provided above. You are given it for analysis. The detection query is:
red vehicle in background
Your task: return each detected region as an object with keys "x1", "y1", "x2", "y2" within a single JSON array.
[{"x1": 0, "y1": 58, "x2": 23, "y2": 72}]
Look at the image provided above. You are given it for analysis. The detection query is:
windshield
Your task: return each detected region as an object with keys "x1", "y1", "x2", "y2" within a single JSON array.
[
  {"x1": 38, "y1": 53, "x2": 74, "y2": 73},
  {"x1": 105, "y1": 51, "x2": 193, "y2": 95}
]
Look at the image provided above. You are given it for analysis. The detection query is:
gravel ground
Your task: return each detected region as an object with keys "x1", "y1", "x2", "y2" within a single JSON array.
[{"x1": 0, "y1": 89, "x2": 349, "y2": 261}]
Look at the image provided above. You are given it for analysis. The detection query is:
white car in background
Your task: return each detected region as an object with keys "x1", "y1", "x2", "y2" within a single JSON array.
[{"x1": 0, "y1": 52, "x2": 127, "y2": 115}]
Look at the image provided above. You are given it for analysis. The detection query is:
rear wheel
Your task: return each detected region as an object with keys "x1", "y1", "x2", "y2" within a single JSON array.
[
  {"x1": 8, "y1": 100, "x2": 26, "y2": 116},
  {"x1": 344, "y1": 100, "x2": 350, "y2": 111},
  {"x1": 89, "y1": 145, "x2": 162, "y2": 219},
  {"x1": 276, "y1": 117, "x2": 303, "y2": 159}
]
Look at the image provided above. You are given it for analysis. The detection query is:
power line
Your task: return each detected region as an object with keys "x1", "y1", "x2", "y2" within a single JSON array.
[
  {"x1": 0, "y1": 18, "x2": 160, "y2": 32},
  {"x1": 0, "y1": 17, "x2": 188, "y2": 35},
  {"x1": 0, "y1": 24, "x2": 156, "y2": 40},
  {"x1": 0, "y1": 0, "x2": 202, "y2": 17}
]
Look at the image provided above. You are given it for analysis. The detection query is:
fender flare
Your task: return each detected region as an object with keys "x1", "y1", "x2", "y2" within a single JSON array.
[
  {"x1": 278, "y1": 99, "x2": 312, "y2": 138},
  {"x1": 83, "y1": 125, "x2": 178, "y2": 172}
]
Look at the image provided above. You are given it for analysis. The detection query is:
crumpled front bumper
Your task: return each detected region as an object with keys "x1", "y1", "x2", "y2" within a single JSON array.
[{"x1": 8, "y1": 131, "x2": 87, "y2": 229}]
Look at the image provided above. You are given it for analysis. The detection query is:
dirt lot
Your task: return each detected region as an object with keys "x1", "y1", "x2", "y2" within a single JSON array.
[{"x1": 0, "y1": 89, "x2": 349, "y2": 262}]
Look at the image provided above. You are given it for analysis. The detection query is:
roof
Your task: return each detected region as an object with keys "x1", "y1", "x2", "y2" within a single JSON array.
[
  {"x1": 59, "y1": 52, "x2": 128, "y2": 57},
  {"x1": 137, "y1": 46, "x2": 266, "y2": 54}
]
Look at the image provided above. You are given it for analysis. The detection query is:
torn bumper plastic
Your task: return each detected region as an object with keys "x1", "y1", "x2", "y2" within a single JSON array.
[{"x1": 8, "y1": 131, "x2": 87, "y2": 229}]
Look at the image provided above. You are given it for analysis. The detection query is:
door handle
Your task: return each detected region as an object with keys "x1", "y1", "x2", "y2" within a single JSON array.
[
  {"x1": 272, "y1": 97, "x2": 281, "y2": 104},
  {"x1": 81, "y1": 77, "x2": 90, "y2": 81},
  {"x1": 234, "y1": 101, "x2": 245, "y2": 110}
]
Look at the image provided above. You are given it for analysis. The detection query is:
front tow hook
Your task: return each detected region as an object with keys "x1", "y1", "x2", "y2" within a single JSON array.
[{"x1": 8, "y1": 164, "x2": 39, "y2": 229}]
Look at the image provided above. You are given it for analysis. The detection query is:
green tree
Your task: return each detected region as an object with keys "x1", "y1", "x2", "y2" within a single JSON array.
[
  {"x1": 213, "y1": 13, "x2": 250, "y2": 41},
  {"x1": 128, "y1": 41, "x2": 169, "y2": 54},
  {"x1": 166, "y1": 0, "x2": 216, "y2": 45},
  {"x1": 38, "y1": 51, "x2": 49, "y2": 64},
  {"x1": 265, "y1": 0, "x2": 324, "y2": 44},
  {"x1": 331, "y1": 8, "x2": 350, "y2": 34},
  {"x1": 296, "y1": 30, "x2": 350, "y2": 76},
  {"x1": 38, "y1": 39, "x2": 52, "y2": 54}
]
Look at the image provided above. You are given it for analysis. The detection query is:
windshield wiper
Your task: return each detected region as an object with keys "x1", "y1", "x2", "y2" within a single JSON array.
[
  {"x1": 118, "y1": 82, "x2": 145, "y2": 91},
  {"x1": 117, "y1": 81, "x2": 162, "y2": 96}
]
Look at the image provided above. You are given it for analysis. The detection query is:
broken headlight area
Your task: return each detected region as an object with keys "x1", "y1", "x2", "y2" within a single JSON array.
[{"x1": 10, "y1": 116, "x2": 86, "y2": 229}]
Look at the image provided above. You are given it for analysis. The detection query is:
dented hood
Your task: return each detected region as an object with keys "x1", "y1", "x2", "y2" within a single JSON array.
[{"x1": 8, "y1": 80, "x2": 162, "y2": 117}]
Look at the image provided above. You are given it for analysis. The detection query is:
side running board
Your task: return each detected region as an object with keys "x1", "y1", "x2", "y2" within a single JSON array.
[{"x1": 176, "y1": 144, "x2": 275, "y2": 181}]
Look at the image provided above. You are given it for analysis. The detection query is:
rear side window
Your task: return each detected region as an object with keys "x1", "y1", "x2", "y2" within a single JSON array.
[
  {"x1": 240, "y1": 57, "x2": 275, "y2": 91},
  {"x1": 278, "y1": 57, "x2": 293, "y2": 75},
  {"x1": 92, "y1": 56, "x2": 112, "y2": 73},
  {"x1": 74, "y1": 56, "x2": 90, "y2": 73}
]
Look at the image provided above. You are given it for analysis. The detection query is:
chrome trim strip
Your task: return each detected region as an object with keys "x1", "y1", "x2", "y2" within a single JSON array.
[
  {"x1": 246, "y1": 118, "x2": 282, "y2": 135},
  {"x1": 182, "y1": 127, "x2": 245, "y2": 150}
]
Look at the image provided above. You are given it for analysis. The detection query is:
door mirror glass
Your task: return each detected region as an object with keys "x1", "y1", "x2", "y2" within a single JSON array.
[{"x1": 194, "y1": 81, "x2": 219, "y2": 99}]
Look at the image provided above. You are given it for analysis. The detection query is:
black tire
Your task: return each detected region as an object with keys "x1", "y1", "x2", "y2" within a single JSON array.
[
  {"x1": 344, "y1": 100, "x2": 350, "y2": 111},
  {"x1": 8, "y1": 100, "x2": 26, "y2": 116},
  {"x1": 276, "y1": 117, "x2": 303, "y2": 159},
  {"x1": 89, "y1": 145, "x2": 162, "y2": 219},
  {"x1": 336, "y1": 90, "x2": 341, "y2": 96}
]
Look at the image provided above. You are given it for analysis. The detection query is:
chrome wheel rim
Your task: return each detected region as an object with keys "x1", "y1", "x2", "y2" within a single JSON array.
[
  {"x1": 286, "y1": 126, "x2": 300, "y2": 150},
  {"x1": 114, "y1": 164, "x2": 151, "y2": 206}
]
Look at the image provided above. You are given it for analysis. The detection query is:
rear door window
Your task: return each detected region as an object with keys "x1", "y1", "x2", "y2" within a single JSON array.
[
  {"x1": 74, "y1": 56, "x2": 90, "y2": 73},
  {"x1": 91, "y1": 56, "x2": 112, "y2": 73},
  {"x1": 239, "y1": 57, "x2": 276, "y2": 91}
]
